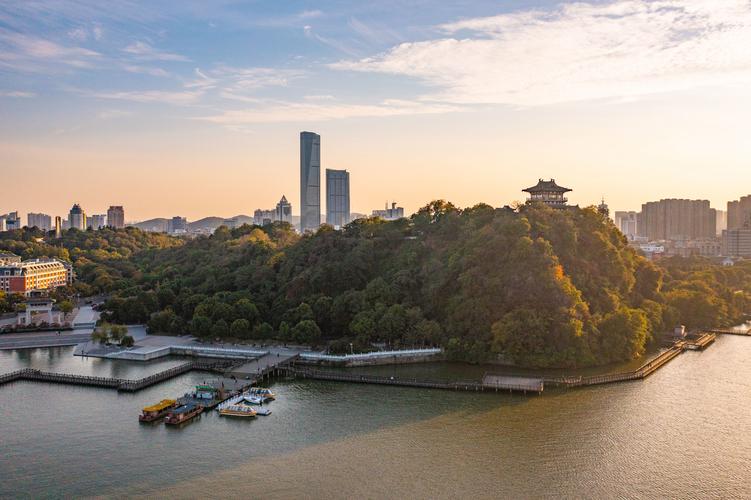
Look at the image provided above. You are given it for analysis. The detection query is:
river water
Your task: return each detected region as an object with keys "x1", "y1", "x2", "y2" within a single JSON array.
[{"x1": 1, "y1": 335, "x2": 750, "y2": 499}]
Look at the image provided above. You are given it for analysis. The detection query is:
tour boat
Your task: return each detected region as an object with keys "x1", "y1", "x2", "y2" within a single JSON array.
[
  {"x1": 242, "y1": 395, "x2": 265, "y2": 405},
  {"x1": 164, "y1": 403, "x2": 203, "y2": 425},
  {"x1": 139, "y1": 399, "x2": 177, "y2": 422},
  {"x1": 248, "y1": 387, "x2": 276, "y2": 401},
  {"x1": 218, "y1": 404, "x2": 257, "y2": 418}
]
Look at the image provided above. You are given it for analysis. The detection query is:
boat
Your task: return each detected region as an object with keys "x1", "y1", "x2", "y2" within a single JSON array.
[
  {"x1": 139, "y1": 399, "x2": 177, "y2": 422},
  {"x1": 164, "y1": 403, "x2": 203, "y2": 425},
  {"x1": 218, "y1": 404, "x2": 257, "y2": 418},
  {"x1": 242, "y1": 395, "x2": 265, "y2": 405},
  {"x1": 253, "y1": 407, "x2": 272, "y2": 416},
  {"x1": 248, "y1": 387, "x2": 276, "y2": 400}
]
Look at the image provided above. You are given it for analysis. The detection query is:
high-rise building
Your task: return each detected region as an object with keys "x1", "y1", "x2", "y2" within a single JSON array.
[
  {"x1": 27, "y1": 213, "x2": 52, "y2": 231},
  {"x1": 326, "y1": 169, "x2": 350, "y2": 229},
  {"x1": 87, "y1": 214, "x2": 107, "y2": 230},
  {"x1": 300, "y1": 131, "x2": 321, "y2": 232},
  {"x1": 253, "y1": 209, "x2": 276, "y2": 226},
  {"x1": 1, "y1": 212, "x2": 21, "y2": 231},
  {"x1": 614, "y1": 211, "x2": 638, "y2": 239},
  {"x1": 275, "y1": 195, "x2": 292, "y2": 223},
  {"x1": 716, "y1": 210, "x2": 727, "y2": 236},
  {"x1": 68, "y1": 204, "x2": 87, "y2": 231},
  {"x1": 54, "y1": 216, "x2": 62, "y2": 238},
  {"x1": 638, "y1": 199, "x2": 716, "y2": 241},
  {"x1": 107, "y1": 206, "x2": 125, "y2": 229},
  {"x1": 372, "y1": 202, "x2": 405, "y2": 221},
  {"x1": 167, "y1": 216, "x2": 188, "y2": 234},
  {"x1": 722, "y1": 228, "x2": 751, "y2": 257},
  {"x1": 727, "y1": 195, "x2": 751, "y2": 230}
]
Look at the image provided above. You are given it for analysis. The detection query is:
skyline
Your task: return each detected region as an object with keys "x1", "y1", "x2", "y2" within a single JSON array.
[{"x1": 2, "y1": 0, "x2": 751, "y2": 220}]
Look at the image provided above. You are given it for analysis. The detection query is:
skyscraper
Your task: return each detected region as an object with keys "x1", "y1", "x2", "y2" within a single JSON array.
[
  {"x1": 300, "y1": 131, "x2": 321, "y2": 232},
  {"x1": 88, "y1": 214, "x2": 107, "y2": 230},
  {"x1": 107, "y1": 206, "x2": 125, "y2": 229},
  {"x1": 54, "y1": 216, "x2": 62, "y2": 238},
  {"x1": 68, "y1": 204, "x2": 86, "y2": 230},
  {"x1": 638, "y1": 199, "x2": 716, "y2": 240},
  {"x1": 326, "y1": 169, "x2": 350, "y2": 229},
  {"x1": 727, "y1": 195, "x2": 751, "y2": 230},
  {"x1": 275, "y1": 195, "x2": 292, "y2": 223}
]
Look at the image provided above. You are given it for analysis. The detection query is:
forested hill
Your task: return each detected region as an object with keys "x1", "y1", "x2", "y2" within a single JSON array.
[{"x1": 3, "y1": 203, "x2": 750, "y2": 368}]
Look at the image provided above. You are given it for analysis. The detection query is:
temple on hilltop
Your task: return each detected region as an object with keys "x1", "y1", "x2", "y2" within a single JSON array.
[{"x1": 522, "y1": 179, "x2": 572, "y2": 208}]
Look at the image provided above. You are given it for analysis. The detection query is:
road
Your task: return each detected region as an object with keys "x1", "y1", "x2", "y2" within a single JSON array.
[{"x1": 0, "y1": 330, "x2": 92, "y2": 350}]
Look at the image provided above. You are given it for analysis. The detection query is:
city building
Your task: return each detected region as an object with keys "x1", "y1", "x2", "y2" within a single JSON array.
[
  {"x1": 614, "y1": 211, "x2": 639, "y2": 239},
  {"x1": 0, "y1": 258, "x2": 71, "y2": 296},
  {"x1": 87, "y1": 214, "x2": 107, "y2": 230},
  {"x1": 276, "y1": 195, "x2": 292, "y2": 223},
  {"x1": 372, "y1": 202, "x2": 405, "y2": 221},
  {"x1": 253, "y1": 209, "x2": 276, "y2": 226},
  {"x1": 68, "y1": 204, "x2": 87, "y2": 231},
  {"x1": 27, "y1": 213, "x2": 52, "y2": 231},
  {"x1": 522, "y1": 179, "x2": 572, "y2": 208},
  {"x1": 727, "y1": 195, "x2": 751, "y2": 230},
  {"x1": 300, "y1": 131, "x2": 321, "y2": 232},
  {"x1": 0, "y1": 252, "x2": 21, "y2": 265},
  {"x1": 167, "y1": 217, "x2": 188, "y2": 234},
  {"x1": 638, "y1": 199, "x2": 716, "y2": 241},
  {"x1": 722, "y1": 228, "x2": 751, "y2": 258},
  {"x1": 326, "y1": 169, "x2": 350, "y2": 229},
  {"x1": 1, "y1": 212, "x2": 22, "y2": 231},
  {"x1": 107, "y1": 206, "x2": 125, "y2": 229},
  {"x1": 54, "y1": 216, "x2": 62, "y2": 238},
  {"x1": 716, "y1": 210, "x2": 727, "y2": 236}
]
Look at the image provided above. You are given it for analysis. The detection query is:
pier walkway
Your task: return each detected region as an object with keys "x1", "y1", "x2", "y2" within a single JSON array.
[{"x1": 0, "y1": 360, "x2": 231, "y2": 392}]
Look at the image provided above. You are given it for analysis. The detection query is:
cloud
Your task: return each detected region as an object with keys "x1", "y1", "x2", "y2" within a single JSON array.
[
  {"x1": 67, "y1": 27, "x2": 88, "y2": 42},
  {"x1": 198, "y1": 99, "x2": 461, "y2": 124},
  {"x1": 331, "y1": 0, "x2": 751, "y2": 106},
  {"x1": 98, "y1": 109, "x2": 133, "y2": 119},
  {"x1": 0, "y1": 29, "x2": 100, "y2": 71},
  {"x1": 122, "y1": 64, "x2": 171, "y2": 77},
  {"x1": 0, "y1": 90, "x2": 35, "y2": 98},
  {"x1": 123, "y1": 41, "x2": 189, "y2": 61},
  {"x1": 95, "y1": 89, "x2": 203, "y2": 105}
]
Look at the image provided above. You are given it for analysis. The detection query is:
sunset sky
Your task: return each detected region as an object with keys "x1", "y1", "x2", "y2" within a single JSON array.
[{"x1": 2, "y1": 0, "x2": 751, "y2": 222}]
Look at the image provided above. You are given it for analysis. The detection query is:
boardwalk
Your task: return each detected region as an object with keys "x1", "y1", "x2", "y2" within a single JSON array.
[
  {"x1": 0, "y1": 360, "x2": 231, "y2": 392},
  {"x1": 287, "y1": 367, "x2": 525, "y2": 393}
]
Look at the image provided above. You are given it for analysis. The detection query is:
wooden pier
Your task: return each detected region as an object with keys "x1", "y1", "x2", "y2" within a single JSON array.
[
  {"x1": 0, "y1": 360, "x2": 232, "y2": 392},
  {"x1": 285, "y1": 367, "x2": 542, "y2": 394},
  {"x1": 708, "y1": 328, "x2": 751, "y2": 337}
]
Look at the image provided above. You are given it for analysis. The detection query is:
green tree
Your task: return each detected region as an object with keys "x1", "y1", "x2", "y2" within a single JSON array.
[
  {"x1": 292, "y1": 319, "x2": 322, "y2": 345},
  {"x1": 230, "y1": 318, "x2": 251, "y2": 338}
]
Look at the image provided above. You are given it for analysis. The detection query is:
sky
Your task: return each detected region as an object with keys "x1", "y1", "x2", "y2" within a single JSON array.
[{"x1": 2, "y1": 0, "x2": 751, "y2": 222}]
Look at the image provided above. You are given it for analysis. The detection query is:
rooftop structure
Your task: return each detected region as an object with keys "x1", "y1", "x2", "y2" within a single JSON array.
[
  {"x1": 372, "y1": 202, "x2": 404, "y2": 221},
  {"x1": 523, "y1": 179, "x2": 572, "y2": 208}
]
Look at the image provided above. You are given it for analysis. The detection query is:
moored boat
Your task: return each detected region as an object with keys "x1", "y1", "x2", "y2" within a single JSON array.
[
  {"x1": 164, "y1": 403, "x2": 203, "y2": 425},
  {"x1": 218, "y1": 404, "x2": 257, "y2": 418},
  {"x1": 253, "y1": 407, "x2": 272, "y2": 416},
  {"x1": 139, "y1": 399, "x2": 177, "y2": 422},
  {"x1": 248, "y1": 387, "x2": 275, "y2": 401}
]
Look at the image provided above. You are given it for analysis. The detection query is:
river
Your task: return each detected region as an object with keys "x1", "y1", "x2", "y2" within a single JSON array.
[{"x1": 1, "y1": 334, "x2": 750, "y2": 499}]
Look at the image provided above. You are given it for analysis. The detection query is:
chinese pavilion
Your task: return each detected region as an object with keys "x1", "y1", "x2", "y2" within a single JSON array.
[{"x1": 522, "y1": 179, "x2": 571, "y2": 208}]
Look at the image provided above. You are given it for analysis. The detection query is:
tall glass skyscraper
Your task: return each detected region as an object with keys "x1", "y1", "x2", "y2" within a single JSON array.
[
  {"x1": 300, "y1": 131, "x2": 321, "y2": 232},
  {"x1": 326, "y1": 169, "x2": 350, "y2": 229}
]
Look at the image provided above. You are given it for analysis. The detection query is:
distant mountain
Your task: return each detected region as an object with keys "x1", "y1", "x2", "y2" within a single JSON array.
[{"x1": 129, "y1": 218, "x2": 168, "y2": 232}]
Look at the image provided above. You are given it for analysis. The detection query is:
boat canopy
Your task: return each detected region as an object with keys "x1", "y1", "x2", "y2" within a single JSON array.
[{"x1": 142, "y1": 399, "x2": 176, "y2": 412}]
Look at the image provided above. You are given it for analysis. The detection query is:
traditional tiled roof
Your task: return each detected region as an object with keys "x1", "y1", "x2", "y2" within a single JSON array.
[{"x1": 522, "y1": 178, "x2": 572, "y2": 193}]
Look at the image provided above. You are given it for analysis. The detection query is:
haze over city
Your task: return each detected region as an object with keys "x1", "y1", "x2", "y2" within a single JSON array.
[{"x1": 3, "y1": 0, "x2": 751, "y2": 220}]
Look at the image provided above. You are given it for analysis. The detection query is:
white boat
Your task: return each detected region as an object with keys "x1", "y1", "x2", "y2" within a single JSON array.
[
  {"x1": 253, "y1": 407, "x2": 272, "y2": 416},
  {"x1": 242, "y1": 395, "x2": 264, "y2": 405}
]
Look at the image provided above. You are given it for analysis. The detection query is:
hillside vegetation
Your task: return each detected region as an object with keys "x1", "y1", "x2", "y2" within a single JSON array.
[{"x1": 3, "y1": 203, "x2": 750, "y2": 368}]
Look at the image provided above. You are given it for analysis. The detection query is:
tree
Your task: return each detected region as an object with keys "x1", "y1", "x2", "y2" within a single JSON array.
[
  {"x1": 190, "y1": 315, "x2": 212, "y2": 339},
  {"x1": 211, "y1": 319, "x2": 229, "y2": 338},
  {"x1": 292, "y1": 319, "x2": 322, "y2": 345},
  {"x1": 230, "y1": 318, "x2": 251, "y2": 339},
  {"x1": 58, "y1": 300, "x2": 74, "y2": 315},
  {"x1": 120, "y1": 335, "x2": 135, "y2": 347}
]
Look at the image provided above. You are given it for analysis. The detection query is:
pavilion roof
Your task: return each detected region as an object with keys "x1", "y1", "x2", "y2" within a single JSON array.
[{"x1": 523, "y1": 178, "x2": 572, "y2": 193}]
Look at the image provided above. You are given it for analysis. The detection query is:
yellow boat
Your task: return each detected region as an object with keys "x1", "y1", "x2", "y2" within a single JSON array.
[
  {"x1": 139, "y1": 399, "x2": 177, "y2": 422},
  {"x1": 218, "y1": 404, "x2": 257, "y2": 418}
]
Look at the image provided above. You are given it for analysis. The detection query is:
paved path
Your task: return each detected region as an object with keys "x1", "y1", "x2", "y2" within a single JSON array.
[{"x1": 0, "y1": 331, "x2": 92, "y2": 350}]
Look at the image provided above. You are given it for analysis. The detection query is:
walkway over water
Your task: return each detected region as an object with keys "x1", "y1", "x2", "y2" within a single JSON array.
[{"x1": 0, "y1": 360, "x2": 231, "y2": 392}]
